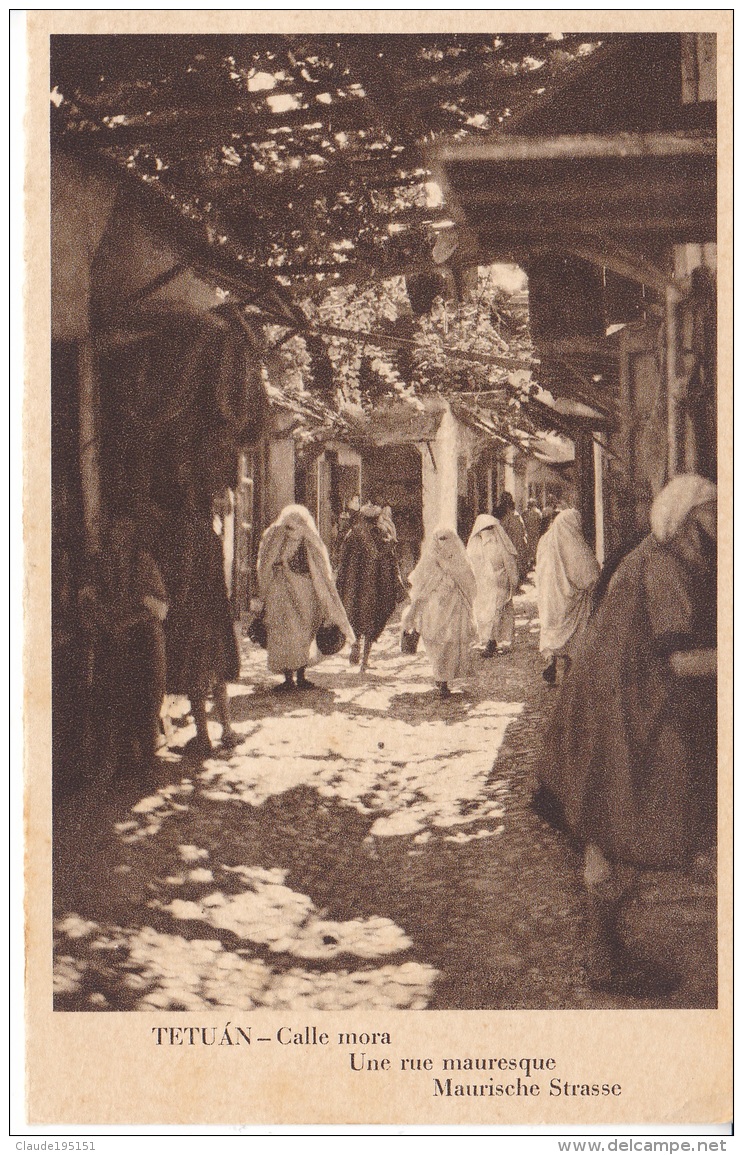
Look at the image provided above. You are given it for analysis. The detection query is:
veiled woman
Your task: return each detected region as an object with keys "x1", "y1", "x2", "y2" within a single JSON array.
[
  {"x1": 466, "y1": 513, "x2": 519, "y2": 658},
  {"x1": 257, "y1": 505, "x2": 355, "y2": 691},
  {"x1": 401, "y1": 528, "x2": 477, "y2": 697},
  {"x1": 535, "y1": 508, "x2": 601, "y2": 684}
]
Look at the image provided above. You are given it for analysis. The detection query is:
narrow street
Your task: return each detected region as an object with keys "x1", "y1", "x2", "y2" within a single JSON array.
[{"x1": 53, "y1": 582, "x2": 716, "y2": 1013}]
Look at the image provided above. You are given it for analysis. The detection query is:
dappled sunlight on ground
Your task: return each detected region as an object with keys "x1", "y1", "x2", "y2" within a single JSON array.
[
  {"x1": 196, "y1": 701, "x2": 520, "y2": 838},
  {"x1": 53, "y1": 578, "x2": 716, "y2": 1011},
  {"x1": 154, "y1": 864, "x2": 414, "y2": 959},
  {"x1": 54, "y1": 619, "x2": 522, "y2": 1009},
  {"x1": 53, "y1": 914, "x2": 437, "y2": 1011},
  {"x1": 137, "y1": 622, "x2": 525, "y2": 843}
]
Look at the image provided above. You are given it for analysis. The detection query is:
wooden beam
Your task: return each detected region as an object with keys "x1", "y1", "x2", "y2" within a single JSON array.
[
  {"x1": 539, "y1": 336, "x2": 620, "y2": 361},
  {"x1": 399, "y1": 58, "x2": 556, "y2": 101},
  {"x1": 262, "y1": 244, "x2": 452, "y2": 290},
  {"x1": 194, "y1": 164, "x2": 429, "y2": 203},
  {"x1": 435, "y1": 129, "x2": 716, "y2": 165},
  {"x1": 364, "y1": 204, "x2": 453, "y2": 226},
  {"x1": 519, "y1": 392, "x2": 616, "y2": 434},
  {"x1": 444, "y1": 172, "x2": 710, "y2": 212},
  {"x1": 434, "y1": 132, "x2": 716, "y2": 253},
  {"x1": 121, "y1": 262, "x2": 187, "y2": 309},
  {"x1": 311, "y1": 321, "x2": 536, "y2": 371},
  {"x1": 575, "y1": 242, "x2": 673, "y2": 294},
  {"x1": 78, "y1": 340, "x2": 103, "y2": 553},
  {"x1": 64, "y1": 96, "x2": 392, "y2": 148}
]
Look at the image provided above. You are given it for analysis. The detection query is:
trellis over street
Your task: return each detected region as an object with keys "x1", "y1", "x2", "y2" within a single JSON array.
[
  {"x1": 51, "y1": 31, "x2": 719, "y2": 789},
  {"x1": 53, "y1": 32, "x2": 717, "y2": 560}
]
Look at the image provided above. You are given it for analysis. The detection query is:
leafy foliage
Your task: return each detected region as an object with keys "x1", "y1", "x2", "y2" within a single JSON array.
[
  {"x1": 51, "y1": 33, "x2": 603, "y2": 284},
  {"x1": 268, "y1": 267, "x2": 536, "y2": 433},
  {"x1": 50, "y1": 32, "x2": 605, "y2": 421}
]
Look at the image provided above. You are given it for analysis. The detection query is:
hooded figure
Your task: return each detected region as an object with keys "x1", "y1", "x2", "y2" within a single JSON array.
[
  {"x1": 257, "y1": 504, "x2": 354, "y2": 691},
  {"x1": 466, "y1": 513, "x2": 519, "y2": 657},
  {"x1": 535, "y1": 475, "x2": 717, "y2": 997},
  {"x1": 336, "y1": 503, "x2": 399, "y2": 672},
  {"x1": 535, "y1": 508, "x2": 601, "y2": 683},
  {"x1": 402, "y1": 527, "x2": 477, "y2": 696}
]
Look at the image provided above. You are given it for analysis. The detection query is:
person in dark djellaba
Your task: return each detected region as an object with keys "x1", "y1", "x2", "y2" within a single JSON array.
[
  {"x1": 522, "y1": 497, "x2": 544, "y2": 572},
  {"x1": 336, "y1": 501, "x2": 400, "y2": 674},
  {"x1": 162, "y1": 490, "x2": 242, "y2": 756},
  {"x1": 535, "y1": 474, "x2": 717, "y2": 997},
  {"x1": 495, "y1": 491, "x2": 530, "y2": 586}
]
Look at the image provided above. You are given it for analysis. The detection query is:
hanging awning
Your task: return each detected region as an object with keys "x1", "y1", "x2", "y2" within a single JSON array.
[
  {"x1": 52, "y1": 148, "x2": 265, "y2": 340},
  {"x1": 342, "y1": 400, "x2": 446, "y2": 448},
  {"x1": 529, "y1": 430, "x2": 576, "y2": 466},
  {"x1": 434, "y1": 130, "x2": 716, "y2": 280}
]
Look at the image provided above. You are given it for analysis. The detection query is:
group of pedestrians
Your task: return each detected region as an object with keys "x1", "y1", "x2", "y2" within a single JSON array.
[
  {"x1": 78, "y1": 486, "x2": 571, "y2": 778},
  {"x1": 403, "y1": 490, "x2": 582, "y2": 692},
  {"x1": 255, "y1": 499, "x2": 405, "y2": 687},
  {"x1": 260, "y1": 478, "x2": 719, "y2": 1001},
  {"x1": 254, "y1": 492, "x2": 556, "y2": 702},
  {"x1": 248, "y1": 491, "x2": 606, "y2": 705},
  {"x1": 401, "y1": 493, "x2": 547, "y2": 696},
  {"x1": 79, "y1": 471, "x2": 717, "y2": 1000}
]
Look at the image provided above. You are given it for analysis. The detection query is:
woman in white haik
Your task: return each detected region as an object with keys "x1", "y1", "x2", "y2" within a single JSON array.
[
  {"x1": 535, "y1": 507, "x2": 601, "y2": 685},
  {"x1": 257, "y1": 505, "x2": 355, "y2": 691},
  {"x1": 466, "y1": 513, "x2": 519, "y2": 658},
  {"x1": 401, "y1": 527, "x2": 477, "y2": 697}
]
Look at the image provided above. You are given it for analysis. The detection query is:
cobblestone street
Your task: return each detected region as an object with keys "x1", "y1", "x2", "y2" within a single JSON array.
[{"x1": 53, "y1": 582, "x2": 716, "y2": 1013}]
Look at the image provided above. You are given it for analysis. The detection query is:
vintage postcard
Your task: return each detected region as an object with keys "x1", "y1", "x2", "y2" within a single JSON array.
[{"x1": 20, "y1": 9, "x2": 732, "y2": 1132}]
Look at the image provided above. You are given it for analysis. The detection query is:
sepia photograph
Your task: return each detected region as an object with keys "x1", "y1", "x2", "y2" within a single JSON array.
[{"x1": 20, "y1": 11, "x2": 731, "y2": 1130}]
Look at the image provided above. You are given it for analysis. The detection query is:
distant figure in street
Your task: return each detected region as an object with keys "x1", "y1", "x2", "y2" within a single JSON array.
[
  {"x1": 377, "y1": 504, "x2": 408, "y2": 606},
  {"x1": 329, "y1": 516, "x2": 344, "y2": 571},
  {"x1": 331, "y1": 496, "x2": 360, "y2": 570},
  {"x1": 523, "y1": 498, "x2": 543, "y2": 571},
  {"x1": 163, "y1": 497, "x2": 241, "y2": 755},
  {"x1": 466, "y1": 513, "x2": 519, "y2": 658},
  {"x1": 540, "y1": 500, "x2": 558, "y2": 538},
  {"x1": 535, "y1": 474, "x2": 717, "y2": 997},
  {"x1": 535, "y1": 508, "x2": 601, "y2": 685},
  {"x1": 336, "y1": 502, "x2": 399, "y2": 673},
  {"x1": 495, "y1": 492, "x2": 530, "y2": 585},
  {"x1": 377, "y1": 504, "x2": 398, "y2": 544},
  {"x1": 402, "y1": 527, "x2": 477, "y2": 697},
  {"x1": 80, "y1": 515, "x2": 169, "y2": 778},
  {"x1": 258, "y1": 504, "x2": 354, "y2": 692}
]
